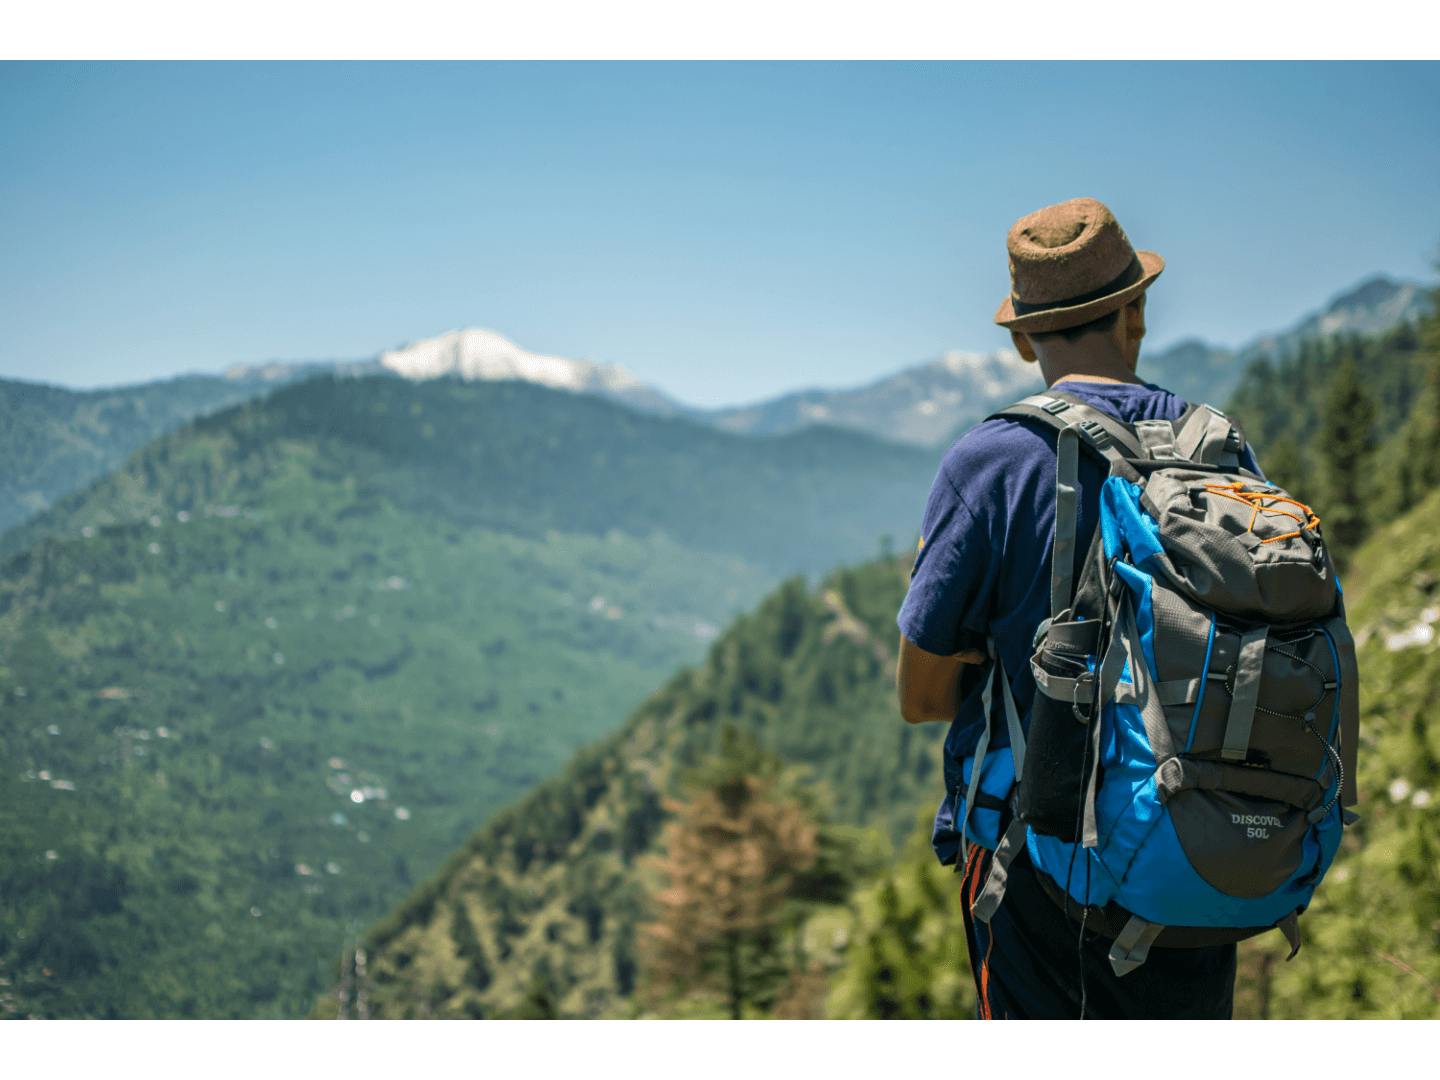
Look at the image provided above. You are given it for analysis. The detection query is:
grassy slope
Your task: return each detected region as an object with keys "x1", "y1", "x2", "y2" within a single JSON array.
[{"x1": 1231, "y1": 489, "x2": 1440, "y2": 1018}]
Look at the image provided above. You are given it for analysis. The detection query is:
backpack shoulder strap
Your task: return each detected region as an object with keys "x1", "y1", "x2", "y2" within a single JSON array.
[
  {"x1": 966, "y1": 647, "x2": 1030, "y2": 925},
  {"x1": 958, "y1": 645, "x2": 1027, "y2": 869},
  {"x1": 991, "y1": 391, "x2": 1142, "y2": 619},
  {"x1": 990, "y1": 390, "x2": 1146, "y2": 465}
]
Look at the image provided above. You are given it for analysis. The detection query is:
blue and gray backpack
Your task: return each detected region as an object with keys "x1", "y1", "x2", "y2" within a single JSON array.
[{"x1": 955, "y1": 389, "x2": 1360, "y2": 976}]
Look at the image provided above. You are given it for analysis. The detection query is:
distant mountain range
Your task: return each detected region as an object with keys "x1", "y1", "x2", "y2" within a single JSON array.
[
  {"x1": 1, "y1": 274, "x2": 1429, "y2": 539},
  {"x1": 701, "y1": 348, "x2": 1037, "y2": 447},
  {"x1": 701, "y1": 275, "x2": 1433, "y2": 447},
  {"x1": 303, "y1": 274, "x2": 1436, "y2": 448}
]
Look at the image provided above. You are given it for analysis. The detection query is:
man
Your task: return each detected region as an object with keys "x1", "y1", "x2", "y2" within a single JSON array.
[{"x1": 895, "y1": 197, "x2": 1245, "y2": 1020}]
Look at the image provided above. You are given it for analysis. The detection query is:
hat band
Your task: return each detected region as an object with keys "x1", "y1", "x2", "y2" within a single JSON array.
[{"x1": 1010, "y1": 254, "x2": 1143, "y2": 316}]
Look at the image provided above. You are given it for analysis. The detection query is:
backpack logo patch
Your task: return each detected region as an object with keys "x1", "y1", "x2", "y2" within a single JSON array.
[{"x1": 1231, "y1": 812, "x2": 1283, "y2": 839}]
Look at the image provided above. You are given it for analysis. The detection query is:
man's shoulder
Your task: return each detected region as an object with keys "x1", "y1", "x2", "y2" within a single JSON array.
[{"x1": 935, "y1": 411, "x2": 1060, "y2": 499}]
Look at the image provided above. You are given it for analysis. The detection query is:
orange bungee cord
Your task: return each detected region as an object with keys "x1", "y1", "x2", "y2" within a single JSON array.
[{"x1": 1201, "y1": 481, "x2": 1321, "y2": 545}]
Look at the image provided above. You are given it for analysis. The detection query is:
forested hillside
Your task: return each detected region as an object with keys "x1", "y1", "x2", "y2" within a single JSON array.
[
  {"x1": 1225, "y1": 302, "x2": 1440, "y2": 570},
  {"x1": 0, "y1": 375, "x2": 937, "y2": 1019},
  {"x1": 0, "y1": 369, "x2": 316, "y2": 537},
  {"x1": 328, "y1": 293, "x2": 1439, "y2": 1019},
  {"x1": 309, "y1": 560, "x2": 932, "y2": 1018},
  {"x1": 326, "y1": 488, "x2": 1440, "y2": 1019}
]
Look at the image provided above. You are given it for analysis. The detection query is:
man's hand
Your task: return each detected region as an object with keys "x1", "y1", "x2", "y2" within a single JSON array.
[{"x1": 896, "y1": 633, "x2": 987, "y2": 724}]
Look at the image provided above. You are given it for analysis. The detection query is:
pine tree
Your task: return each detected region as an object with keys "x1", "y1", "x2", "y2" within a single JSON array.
[
  {"x1": 1395, "y1": 286, "x2": 1440, "y2": 502},
  {"x1": 1261, "y1": 434, "x2": 1306, "y2": 499},
  {"x1": 637, "y1": 732, "x2": 819, "y2": 1018},
  {"x1": 1385, "y1": 361, "x2": 1440, "y2": 512},
  {"x1": 448, "y1": 899, "x2": 492, "y2": 993},
  {"x1": 1317, "y1": 349, "x2": 1378, "y2": 563}
]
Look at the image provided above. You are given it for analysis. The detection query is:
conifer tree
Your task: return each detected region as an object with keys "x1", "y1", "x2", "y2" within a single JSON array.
[
  {"x1": 1318, "y1": 349, "x2": 1378, "y2": 562},
  {"x1": 448, "y1": 899, "x2": 492, "y2": 993},
  {"x1": 1260, "y1": 434, "x2": 1306, "y2": 500},
  {"x1": 1396, "y1": 285, "x2": 1440, "y2": 500},
  {"x1": 637, "y1": 730, "x2": 818, "y2": 1018}
]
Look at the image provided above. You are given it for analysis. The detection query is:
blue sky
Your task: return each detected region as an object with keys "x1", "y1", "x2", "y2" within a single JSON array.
[{"x1": 1, "y1": 61, "x2": 1437, "y2": 406}]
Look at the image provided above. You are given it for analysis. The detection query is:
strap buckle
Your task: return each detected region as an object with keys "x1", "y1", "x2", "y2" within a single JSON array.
[
  {"x1": 1077, "y1": 418, "x2": 1113, "y2": 448},
  {"x1": 1041, "y1": 398, "x2": 1070, "y2": 415}
]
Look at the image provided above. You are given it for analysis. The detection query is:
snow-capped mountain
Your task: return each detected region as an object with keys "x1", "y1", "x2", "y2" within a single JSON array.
[
  {"x1": 702, "y1": 348, "x2": 1040, "y2": 447},
  {"x1": 703, "y1": 274, "x2": 1432, "y2": 448},
  {"x1": 378, "y1": 328, "x2": 628, "y2": 392},
  {"x1": 152, "y1": 273, "x2": 1439, "y2": 454},
  {"x1": 373, "y1": 328, "x2": 683, "y2": 415},
  {"x1": 210, "y1": 329, "x2": 683, "y2": 416}
]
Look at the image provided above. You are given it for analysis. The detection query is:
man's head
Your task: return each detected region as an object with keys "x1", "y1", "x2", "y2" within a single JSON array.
[
  {"x1": 993, "y1": 197, "x2": 1163, "y2": 385},
  {"x1": 1010, "y1": 294, "x2": 1147, "y2": 384}
]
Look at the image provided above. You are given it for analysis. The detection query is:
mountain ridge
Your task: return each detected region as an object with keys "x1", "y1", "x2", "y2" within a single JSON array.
[{"x1": 3, "y1": 273, "x2": 1427, "y2": 545}]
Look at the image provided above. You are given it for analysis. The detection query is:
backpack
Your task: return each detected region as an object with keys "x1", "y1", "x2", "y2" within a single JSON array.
[{"x1": 954, "y1": 388, "x2": 1360, "y2": 977}]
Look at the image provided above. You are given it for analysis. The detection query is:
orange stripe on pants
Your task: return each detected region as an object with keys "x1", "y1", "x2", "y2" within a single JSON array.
[{"x1": 963, "y1": 845, "x2": 995, "y2": 1019}]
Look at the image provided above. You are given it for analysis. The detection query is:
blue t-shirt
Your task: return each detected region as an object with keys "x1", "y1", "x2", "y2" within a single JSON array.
[{"x1": 897, "y1": 378, "x2": 1260, "y2": 866}]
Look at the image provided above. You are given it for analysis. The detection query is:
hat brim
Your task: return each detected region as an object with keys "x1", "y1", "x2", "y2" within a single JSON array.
[{"x1": 994, "y1": 250, "x2": 1165, "y2": 333}]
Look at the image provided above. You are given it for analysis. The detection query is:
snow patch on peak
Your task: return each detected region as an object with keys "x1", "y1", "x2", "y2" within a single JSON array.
[
  {"x1": 378, "y1": 328, "x2": 644, "y2": 395},
  {"x1": 935, "y1": 347, "x2": 1027, "y2": 378},
  {"x1": 937, "y1": 350, "x2": 987, "y2": 375}
]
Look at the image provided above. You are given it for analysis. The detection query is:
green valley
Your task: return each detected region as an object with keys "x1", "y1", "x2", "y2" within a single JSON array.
[{"x1": 0, "y1": 374, "x2": 937, "y2": 1018}]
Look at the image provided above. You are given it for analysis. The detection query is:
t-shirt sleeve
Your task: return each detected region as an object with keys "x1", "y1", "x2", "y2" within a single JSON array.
[{"x1": 896, "y1": 457, "x2": 999, "y2": 657}]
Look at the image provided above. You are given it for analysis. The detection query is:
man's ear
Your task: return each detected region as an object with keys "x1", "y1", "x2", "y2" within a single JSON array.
[
  {"x1": 1010, "y1": 330, "x2": 1038, "y2": 364},
  {"x1": 1121, "y1": 298, "x2": 1147, "y2": 373},
  {"x1": 1125, "y1": 298, "x2": 1147, "y2": 343}
]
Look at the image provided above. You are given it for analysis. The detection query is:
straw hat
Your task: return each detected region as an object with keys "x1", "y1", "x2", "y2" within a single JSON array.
[{"x1": 994, "y1": 197, "x2": 1164, "y2": 333}]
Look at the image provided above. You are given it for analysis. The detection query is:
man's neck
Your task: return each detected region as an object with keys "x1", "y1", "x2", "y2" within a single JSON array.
[
  {"x1": 1046, "y1": 372, "x2": 1141, "y2": 387},
  {"x1": 1038, "y1": 356, "x2": 1143, "y2": 388}
]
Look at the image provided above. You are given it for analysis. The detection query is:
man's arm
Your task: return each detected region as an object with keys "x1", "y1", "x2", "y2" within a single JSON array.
[{"x1": 896, "y1": 633, "x2": 986, "y2": 724}]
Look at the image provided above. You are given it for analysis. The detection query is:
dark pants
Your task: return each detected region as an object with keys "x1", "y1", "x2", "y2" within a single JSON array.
[{"x1": 957, "y1": 842, "x2": 1237, "y2": 1019}]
